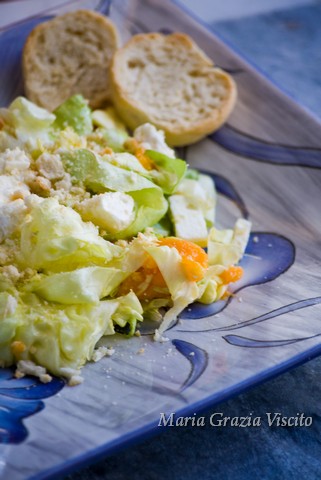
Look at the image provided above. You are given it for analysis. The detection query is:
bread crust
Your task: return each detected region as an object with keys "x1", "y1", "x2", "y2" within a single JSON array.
[
  {"x1": 23, "y1": 10, "x2": 119, "y2": 111},
  {"x1": 110, "y1": 33, "x2": 237, "y2": 146}
]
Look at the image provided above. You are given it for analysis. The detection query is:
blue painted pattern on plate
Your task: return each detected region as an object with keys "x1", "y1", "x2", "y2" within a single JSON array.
[{"x1": 0, "y1": 369, "x2": 64, "y2": 444}]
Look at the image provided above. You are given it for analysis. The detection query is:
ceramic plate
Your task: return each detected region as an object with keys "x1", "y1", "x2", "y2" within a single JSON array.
[{"x1": 1, "y1": 1, "x2": 321, "y2": 479}]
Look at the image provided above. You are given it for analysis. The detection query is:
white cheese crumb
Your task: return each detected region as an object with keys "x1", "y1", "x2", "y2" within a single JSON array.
[
  {"x1": 68, "y1": 375, "x2": 84, "y2": 386},
  {"x1": 91, "y1": 346, "x2": 115, "y2": 362},
  {"x1": 0, "y1": 148, "x2": 30, "y2": 175},
  {"x1": 16, "y1": 360, "x2": 52, "y2": 383},
  {"x1": 0, "y1": 175, "x2": 30, "y2": 206},
  {"x1": 134, "y1": 123, "x2": 175, "y2": 158},
  {"x1": 154, "y1": 329, "x2": 170, "y2": 343},
  {"x1": 105, "y1": 347, "x2": 115, "y2": 357},
  {"x1": 35, "y1": 153, "x2": 64, "y2": 180},
  {"x1": 2, "y1": 265, "x2": 20, "y2": 283},
  {"x1": 77, "y1": 192, "x2": 135, "y2": 233},
  {"x1": 0, "y1": 199, "x2": 27, "y2": 242}
]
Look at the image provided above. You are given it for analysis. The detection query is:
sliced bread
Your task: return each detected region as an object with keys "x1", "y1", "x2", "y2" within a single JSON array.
[
  {"x1": 23, "y1": 10, "x2": 119, "y2": 111},
  {"x1": 110, "y1": 33, "x2": 237, "y2": 146}
]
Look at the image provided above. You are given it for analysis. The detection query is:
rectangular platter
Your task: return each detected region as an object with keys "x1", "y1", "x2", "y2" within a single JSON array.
[{"x1": 0, "y1": 1, "x2": 321, "y2": 478}]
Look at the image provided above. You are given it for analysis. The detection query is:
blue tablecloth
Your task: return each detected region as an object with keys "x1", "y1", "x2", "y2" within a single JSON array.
[{"x1": 66, "y1": 3, "x2": 321, "y2": 479}]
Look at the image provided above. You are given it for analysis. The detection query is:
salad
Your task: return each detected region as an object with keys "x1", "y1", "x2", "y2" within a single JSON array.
[{"x1": 0, "y1": 95, "x2": 251, "y2": 384}]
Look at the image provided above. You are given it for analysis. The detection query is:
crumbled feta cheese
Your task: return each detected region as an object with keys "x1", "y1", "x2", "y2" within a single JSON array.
[
  {"x1": 68, "y1": 375, "x2": 84, "y2": 386},
  {"x1": 28, "y1": 175, "x2": 51, "y2": 195},
  {"x1": 24, "y1": 193, "x2": 45, "y2": 210},
  {"x1": 78, "y1": 192, "x2": 135, "y2": 233},
  {"x1": 154, "y1": 329, "x2": 170, "y2": 343},
  {"x1": 35, "y1": 152, "x2": 64, "y2": 180},
  {"x1": 91, "y1": 346, "x2": 115, "y2": 362},
  {"x1": 54, "y1": 172, "x2": 72, "y2": 192},
  {"x1": 0, "y1": 175, "x2": 30, "y2": 206},
  {"x1": 134, "y1": 123, "x2": 175, "y2": 158},
  {"x1": 58, "y1": 367, "x2": 84, "y2": 385},
  {"x1": 0, "y1": 148, "x2": 30, "y2": 175},
  {"x1": 0, "y1": 199, "x2": 27, "y2": 242},
  {"x1": 2, "y1": 265, "x2": 20, "y2": 283},
  {"x1": 15, "y1": 360, "x2": 52, "y2": 383}
]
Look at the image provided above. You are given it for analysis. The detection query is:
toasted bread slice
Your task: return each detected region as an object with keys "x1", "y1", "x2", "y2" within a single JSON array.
[
  {"x1": 23, "y1": 10, "x2": 119, "y2": 111},
  {"x1": 110, "y1": 33, "x2": 237, "y2": 146}
]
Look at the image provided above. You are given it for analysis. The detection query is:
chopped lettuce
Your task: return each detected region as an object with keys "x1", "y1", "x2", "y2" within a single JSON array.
[
  {"x1": 0, "y1": 94, "x2": 252, "y2": 380},
  {"x1": 145, "y1": 150, "x2": 187, "y2": 194},
  {"x1": 92, "y1": 106, "x2": 127, "y2": 133},
  {"x1": 112, "y1": 291, "x2": 143, "y2": 337},
  {"x1": 0, "y1": 291, "x2": 143, "y2": 378},
  {"x1": 30, "y1": 266, "x2": 128, "y2": 304},
  {"x1": 184, "y1": 168, "x2": 199, "y2": 180},
  {"x1": 19, "y1": 198, "x2": 121, "y2": 272},
  {"x1": 62, "y1": 148, "x2": 168, "y2": 239},
  {"x1": 208, "y1": 218, "x2": 251, "y2": 266},
  {"x1": 146, "y1": 245, "x2": 199, "y2": 335},
  {"x1": 109, "y1": 152, "x2": 148, "y2": 174},
  {"x1": 53, "y1": 95, "x2": 93, "y2": 136},
  {"x1": 169, "y1": 173, "x2": 216, "y2": 246},
  {"x1": 0, "y1": 97, "x2": 55, "y2": 149},
  {"x1": 95, "y1": 128, "x2": 128, "y2": 152},
  {"x1": 91, "y1": 107, "x2": 128, "y2": 152}
]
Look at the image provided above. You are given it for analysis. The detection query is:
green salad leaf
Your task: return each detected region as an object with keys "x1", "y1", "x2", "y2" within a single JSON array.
[
  {"x1": 1, "y1": 97, "x2": 55, "y2": 148},
  {"x1": 0, "y1": 291, "x2": 143, "y2": 377},
  {"x1": 19, "y1": 198, "x2": 121, "y2": 272},
  {"x1": 146, "y1": 150, "x2": 187, "y2": 194},
  {"x1": 53, "y1": 94, "x2": 93, "y2": 136},
  {"x1": 62, "y1": 149, "x2": 168, "y2": 239},
  {"x1": 30, "y1": 266, "x2": 128, "y2": 304},
  {"x1": 207, "y1": 218, "x2": 251, "y2": 266}
]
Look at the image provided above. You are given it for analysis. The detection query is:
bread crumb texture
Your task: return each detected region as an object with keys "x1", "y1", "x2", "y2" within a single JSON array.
[
  {"x1": 111, "y1": 33, "x2": 237, "y2": 146},
  {"x1": 23, "y1": 10, "x2": 119, "y2": 111}
]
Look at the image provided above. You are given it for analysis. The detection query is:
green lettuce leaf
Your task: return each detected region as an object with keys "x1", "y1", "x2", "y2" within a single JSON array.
[
  {"x1": 96, "y1": 128, "x2": 128, "y2": 152},
  {"x1": 92, "y1": 106, "x2": 127, "y2": 133},
  {"x1": 0, "y1": 290, "x2": 143, "y2": 377},
  {"x1": 1, "y1": 97, "x2": 55, "y2": 149},
  {"x1": 19, "y1": 197, "x2": 121, "y2": 272},
  {"x1": 146, "y1": 245, "x2": 199, "y2": 335},
  {"x1": 146, "y1": 150, "x2": 187, "y2": 195},
  {"x1": 30, "y1": 266, "x2": 128, "y2": 304},
  {"x1": 91, "y1": 106, "x2": 128, "y2": 152},
  {"x1": 62, "y1": 149, "x2": 168, "y2": 239},
  {"x1": 207, "y1": 218, "x2": 251, "y2": 266},
  {"x1": 112, "y1": 291, "x2": 143, "y2": 337},
  {"x1": 108, "y1": 152, "x2": 148, "y2": 174},
  {"x1": 53, "y1": 94, "x2": 93, "y2": 136}
]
